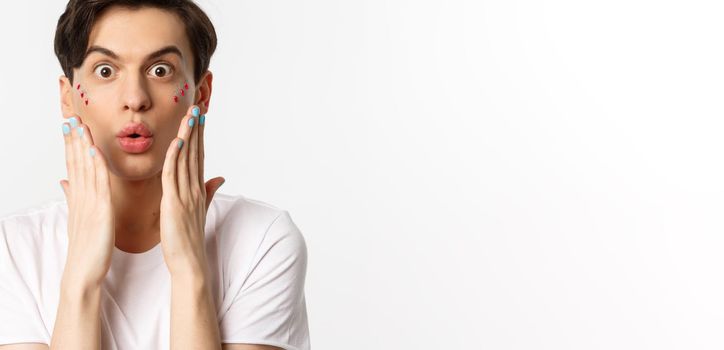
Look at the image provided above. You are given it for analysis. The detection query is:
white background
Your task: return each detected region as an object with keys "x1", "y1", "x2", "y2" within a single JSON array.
[{"x1": 1, "y1": 0, "x2": 722, "y2": 349}]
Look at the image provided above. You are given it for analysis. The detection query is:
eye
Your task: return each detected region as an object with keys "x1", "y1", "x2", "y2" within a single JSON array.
[
  {"x1": 93, "y1": 64, "x2": 115, "y2": 79},
  {"x1": 149, "y1": 63, "x2": 173, "y2": 78}
]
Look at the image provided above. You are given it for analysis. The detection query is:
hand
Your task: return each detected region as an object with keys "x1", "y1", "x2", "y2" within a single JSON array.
[
  {"x1": 159, "y1": 105, "x2": 225, "y2": 276},
  {"x1": 59, "y1": 116, "x2": 115, "y2": 289}
]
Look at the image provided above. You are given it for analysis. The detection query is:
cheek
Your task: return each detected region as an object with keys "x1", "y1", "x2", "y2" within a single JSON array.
[
  {"x1": 75, "y1": 83, "x2": 90, "y2": 106},
  {"x1": 172, "y1": 80, "x2": 191, "y2": 104}
]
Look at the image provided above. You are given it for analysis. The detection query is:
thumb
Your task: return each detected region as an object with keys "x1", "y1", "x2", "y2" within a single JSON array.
[
  {"x1": 59, "y1": 179, "x2": 70, "y2": 200},
  {"x1": 204, "y1": 177, "x2": 225, "y2": 210}
]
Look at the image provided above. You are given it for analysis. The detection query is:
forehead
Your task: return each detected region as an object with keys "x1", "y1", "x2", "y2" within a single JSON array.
[{"x1": 86, "y1": 6, "x2": 193, "y2": 64}]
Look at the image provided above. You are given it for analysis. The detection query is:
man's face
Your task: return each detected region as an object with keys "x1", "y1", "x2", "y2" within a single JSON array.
[{"x1": 60, "y1": 5, "x2": 209, "y2": 180}]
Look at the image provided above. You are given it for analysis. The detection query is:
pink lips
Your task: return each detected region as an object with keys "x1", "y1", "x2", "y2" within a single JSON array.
[
  {"x1": 117, "y1": 136, "x2": 153, "y2": 153},
  {"x1": 117, "y1": 122, "x2": 153, "y2": 138},
  {"x1": 116, "y1": 122, "x2": 154, "y2": 154}
]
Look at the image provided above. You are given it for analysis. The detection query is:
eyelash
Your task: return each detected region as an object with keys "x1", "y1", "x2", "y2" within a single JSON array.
[{"x1": 92, "y1": 62, "x2": 175, "y2": 79}]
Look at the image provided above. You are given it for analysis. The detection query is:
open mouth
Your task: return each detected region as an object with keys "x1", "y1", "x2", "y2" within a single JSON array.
[{"x1": 128, "y1": 134, "x2": 141, "y2": 139}]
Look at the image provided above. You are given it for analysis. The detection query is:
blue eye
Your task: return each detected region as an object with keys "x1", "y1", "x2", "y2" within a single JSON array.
[
  {"x1": 150, "y1": 63, "x2": 173, "y2": 78},
  {"x1": 94, "y1": 64, "x2": 114, "y2": 79}
]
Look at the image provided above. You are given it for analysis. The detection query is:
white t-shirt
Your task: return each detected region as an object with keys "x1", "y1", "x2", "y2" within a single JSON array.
[{"x1": 0, "y1": 192, "x2": 310, "y2": 350}]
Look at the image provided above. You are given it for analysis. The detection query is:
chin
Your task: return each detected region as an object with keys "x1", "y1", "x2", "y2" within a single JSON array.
[{"x1": 107, "y1": 153, "x2": 163, "y2": 181}]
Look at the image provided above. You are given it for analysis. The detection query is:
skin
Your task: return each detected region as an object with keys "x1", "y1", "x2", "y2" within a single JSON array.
[
  {"x1": 0, "y1": 5, "x2": 285, "y2": 350},
  {"x1": 58, "y1": 6, "x2": 211, "y2": 254}
]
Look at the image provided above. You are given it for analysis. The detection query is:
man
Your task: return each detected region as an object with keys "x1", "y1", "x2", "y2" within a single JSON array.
[{"x1": 0, "y1": 1, "x2": 310, "y2": 349}]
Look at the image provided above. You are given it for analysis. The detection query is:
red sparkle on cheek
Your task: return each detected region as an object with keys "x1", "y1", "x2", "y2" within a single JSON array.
[
  {"x1": 184, "y1": 82, "x2": 189, "y2": 90},
  {"x1": 84, "y1": 99, "x2": 89, "y2": 106},
  {"x1": 180, "y1": 89, "x2": 185, "y2": 96},
  {"x1": 174, "y1": 96, "x2": 179, "y2": 103},
  {"x1": 80, "y1": 92, "x2": 84, "y2": 98}
]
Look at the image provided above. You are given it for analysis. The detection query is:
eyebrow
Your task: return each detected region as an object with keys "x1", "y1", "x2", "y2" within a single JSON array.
[{"x1": 84, "y1": 45, "x2": 183, "y2": 62}]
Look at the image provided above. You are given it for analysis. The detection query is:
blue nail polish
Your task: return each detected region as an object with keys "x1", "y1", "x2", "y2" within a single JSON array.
[
  {"x1": 188, "y1": 117, "x2": 195, "y2": 128},
  {"x1": 62, "y1": 124, "x2": 70, "y2": 135},
  {"x1": 199, "y1": 115, "x2": 205, "y2": 125},
  {"x1": 69, "y1": 117, "x2": 79, "y2": 128},
  {"x1": 77, "y1": 127, "x2": 84, "y2": 138},
  {"x1": 192, "y1": 106, "x2": 200, "y2": 117},
  {"x1": 89, "y1": 148, "x2": 96, "y2": 157},
  {"x1": 178, "y1": 139, "x2": 184, "y2": 149}
]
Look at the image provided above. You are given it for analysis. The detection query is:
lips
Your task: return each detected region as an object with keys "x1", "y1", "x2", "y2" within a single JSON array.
[
  {"x1": 116, "y1": 122, "x2": 153, "y2": 138},
  {"x1": 116, "y1": 122, "x2": 154, "y2": 153},
  {"x1": 117, "y1": 136, "x2": 153, "y2": 153}
]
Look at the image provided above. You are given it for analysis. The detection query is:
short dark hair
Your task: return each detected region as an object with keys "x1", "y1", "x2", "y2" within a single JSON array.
[{"x1": 54, "y1": 0, "x2": 217, "y2": 85}]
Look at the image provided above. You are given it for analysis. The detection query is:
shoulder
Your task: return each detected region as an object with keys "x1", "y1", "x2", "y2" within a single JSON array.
[
  {"x1": 0, "y1": 197, "x2": 67, "y2": 249},
  {"x1": 209, "y1": 192, "x2": 308, "y2": 271},
  {"x1": 0, "y1": 198, "x2": 67, "y2": 288},
  {"x1": 210, "y1": 192, "x2": 305, "y2": 243}
]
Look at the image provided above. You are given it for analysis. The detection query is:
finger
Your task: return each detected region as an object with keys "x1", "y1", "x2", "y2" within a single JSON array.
[
  {"x1": 188, "y1": 106, "x2": 201, "y2": 196},
  {"x1": 70, "y1": 117, "x2": 86, "y2": 191},
  {"x1": 162, "y1": 137, "x2": 183, "y2": 199},
  {"x1": 61, "y1": 121, "x2": 75, "y2": 196},
  {"x1": 176, "y1": 106, "x2": 196, "y2": 199},
  {"x1": 90, "y1": 145, "x2": 112, "y2": 199},
  {"x1": 77, "y1": 124, "x2": 97, "y2": 193},
  {"x1": 198, "y1": 113, "x2": 206, "y2": 195}
]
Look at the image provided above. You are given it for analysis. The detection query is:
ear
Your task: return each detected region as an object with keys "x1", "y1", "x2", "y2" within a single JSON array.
[
  {"x1": 195, "y1": 70, "x2": 213, "y2": 115},
  {"x1": 59, "y1": 75, "x2": 76, "y2": 119}
]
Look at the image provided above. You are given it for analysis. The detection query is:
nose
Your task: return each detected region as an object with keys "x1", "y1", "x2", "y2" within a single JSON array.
[{"x1": 120, "y1": 74, "x2": 152, "y2": 112}]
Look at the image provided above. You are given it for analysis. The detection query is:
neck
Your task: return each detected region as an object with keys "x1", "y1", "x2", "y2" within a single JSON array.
[{"x1": 110, "y1": 172, "x2": 163, "y2": 253}]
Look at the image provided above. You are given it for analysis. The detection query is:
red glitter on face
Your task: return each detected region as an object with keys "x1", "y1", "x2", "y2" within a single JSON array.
[
  {"x1": 85, "y1": 100, "x2": 89, "y2": 106},
  {"x1": 76, "y1": 84, "x2": 81, "y2": 90},
  {"x1": 180, "y1": 89, "x2": 185, "y2": 96},
  {"x1": 184, "y1": 82, "x2": 189, "y2": 90},
  {"x1": 174, "y1": 96, "x2": 179, "y2": 103},
  {"x1": 80, "y1": 92, "x2": 84, "y2": 98}
]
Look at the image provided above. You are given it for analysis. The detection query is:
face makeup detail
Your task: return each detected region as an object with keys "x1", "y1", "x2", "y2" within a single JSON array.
[
  {"x1": 76, "y1": 83, "x2": 90, "y2": 106},
  {"x1": 173, "y1": 80, "x2": 190, "y2": 103}
]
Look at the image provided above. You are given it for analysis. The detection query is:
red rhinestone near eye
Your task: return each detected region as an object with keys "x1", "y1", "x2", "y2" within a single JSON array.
[
  {"x1": 174, "y1": 96, "x2": 179, "y2": 103},
  {"x1": 81, "y1": 92, "x2": 84, "y2": 98},
  {"x1": 184, "y1": 82, "x2": 189, "y2": 90},
  {"x1": 76, "y1": 84, "x2": 81, "y2": 90},
  {"x1": 84, "y1": 100, "x2": 89, "y2": 105},
  {"x1": 180, "y1": 89, "x2": 185, "y2": 96}
]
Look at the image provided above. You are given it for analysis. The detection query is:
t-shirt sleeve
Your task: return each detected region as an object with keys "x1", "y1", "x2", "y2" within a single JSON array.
[
  {"x1": 219, "y1": 210, "x2": 310, "y2": 350},
  {"x1": 0, "y1": 221, "x2": 50, "y2": 345}
]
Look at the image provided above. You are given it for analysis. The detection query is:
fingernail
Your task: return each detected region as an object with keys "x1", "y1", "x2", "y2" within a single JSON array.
[
  {"x1": 69, "y1": 117, "x2": 79, "y2": 128},
  {"x1": 178, "y1": 139, "x2": 184, "y2": 149},
  {"x1": 188, "y1": 117, "x2": 195, "y2": 128},
  {"x1": 89, "y1": 147, "x2": 96, "y2": 157},
  {"x1": 199, "y1": 115, "x2": 206, "y2": 125},
  {"x1": 77, "y1": 127, "x2": 84, "y2": 138},
  {"x1": 62, "y1": 124, "x2": 70, "y2": 135},
  {"x1": 192, "y1": 106, "x2": 200, "y2": 117}
]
